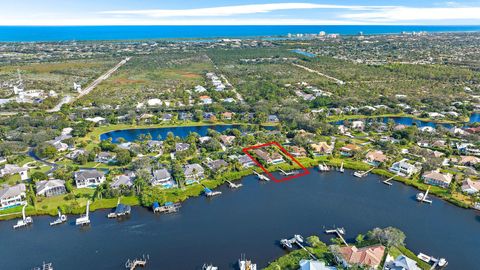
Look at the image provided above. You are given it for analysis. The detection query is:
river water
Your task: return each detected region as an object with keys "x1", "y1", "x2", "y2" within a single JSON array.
[{"x1": 1, "y1": 170, "x2": 479, "y2": 269}]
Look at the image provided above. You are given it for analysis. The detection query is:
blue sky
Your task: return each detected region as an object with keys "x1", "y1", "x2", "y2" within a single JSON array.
[{"x1": 1, "y1": 0, "x2": 480, "y2": 25}]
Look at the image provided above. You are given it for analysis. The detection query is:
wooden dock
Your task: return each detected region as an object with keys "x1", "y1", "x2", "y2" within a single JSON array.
[
  {"x1": 382, "y1": 175, "x2": 396, "y2": 186},
  {"x1": 325, "y1": 228, "x2": 348, "y2": 246}
]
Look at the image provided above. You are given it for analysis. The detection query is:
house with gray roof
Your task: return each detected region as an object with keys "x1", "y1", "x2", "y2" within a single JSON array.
[
  {"x1": 206, "y1": 159, "x2": 228, "y2": 172},
  {"x1": 151, "y1": 169, "x2": 176, "y2": 189},
  {"x1": 0, "y1": 183, "x2": 26, "y2": 209},
  {"x1": 0, "y1": 164, "x2": 28, "y2": 180},
  {"x1": 36, "y1": 179, "x2": 66, "y2": 197},
  {"x1": 384, "y1": 255, "x2": 421, "y2": 270},
  {"x1": 74, "y1": 170, "x2": 106, "y2": 188},
  {"x1": 184, "y1": 164, "x2": 205, "y2": 185},
  {"x1": 111, "y1": 174, "x2": 134, "y2": 189},
  {"x1": 175, "y1": 143, "x2": 190, "y2": 153}
]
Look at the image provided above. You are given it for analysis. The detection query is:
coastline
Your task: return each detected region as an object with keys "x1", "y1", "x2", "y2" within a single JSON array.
[{"x1": 1, "y1": 155, "x2": 475, "y2": 222}]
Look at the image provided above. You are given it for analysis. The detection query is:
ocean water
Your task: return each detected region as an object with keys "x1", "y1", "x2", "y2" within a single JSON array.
[{"x1": 0, "y1": 25, "x2": 479, "y2": 42}]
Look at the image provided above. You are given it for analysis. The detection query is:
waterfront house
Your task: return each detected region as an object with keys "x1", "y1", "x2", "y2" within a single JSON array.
[
  {"x1": 384, "y1": 255, "x2": 421, "y2": 270},
  {"x1": 111, "y1": 174, "x2": 134, "y2": 189},
  {"x1": 74, "y1": 170, "x2": 106, "y2": 188},
  {"x1": 310, "y1": 142, "x2": 333, "y2": 156},
  {"x1": 151, "y1": 169, "x2": 176, "y2": 188},
  {"x1": 461, "y1": 178, "x2": 480, "y2": 194},
  {"x1": 203, "y1": 112, "x2": 216, "y2": 121},
  {"x1": 36, "y1": 179, "x2": 66, "y2": 197},
  {"x1": 253, "y1": 149, "x2": 284, "y2": 164},
  {"x1": 365, "y1": 150, "x2": 388, "y2": 167},
  {"x1": 419, "y1": 126, "x2": 436, "y2": 133},
  {"x1": 175, "y1": 143, "x2": 190, "y2": 153},
  {"x1": 299, "y1": 259, "x2": 336, "y2": 270},
  {"x1": 95, "y1": 152, "x2": 116, "y2": 164},
  {"x1": 238, "y1": 155, "x2": 255, "y2": 168},
  {"x1": 184, "y1": 164, "x2": 205, "y2": 185},
  {"x1": 288, "y1": 146, "x2": 307, "y2": 157},
  {"x1": 389, "y1": 159, "x2": 418, "y2": 177},
  {"x1": 219, "y1": 135, "x2": 236, "y2": 146},
  {"x1": 336, "y1": 244, "x2": 386, "y2": 270},
  {"x1": 0, "y1": 164, "x2": 28, "y2": 180},
  {"x1": 206, "y1": 159, "x2": 228, "y2": 173},
  {"x1": 422, "y1": 170, "x2": 452, "y2": 188},
  {"x1": 199, "y1": 136, "x2": 212, "y2": 144},
  {"x1": 147, "y1": 140, "x2": 163, "y2": 151},
  {"x1": 0, "y1": 183, "x2": 26, "y2": 209},
  {"x1": 339, "y1": 144, "x2": 360, "y2": 157}
]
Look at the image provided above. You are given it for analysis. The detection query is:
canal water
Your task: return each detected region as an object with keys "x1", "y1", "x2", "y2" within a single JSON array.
[
  {"x1": 1, "y1": 170, "x2": 479, "y2": 269},
  {"x1": 100, "y1": 124, "x2": 275, "y2": 143}
]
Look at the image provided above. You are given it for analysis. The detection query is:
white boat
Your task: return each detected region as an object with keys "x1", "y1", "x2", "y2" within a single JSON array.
[
  {"x1": 76, "y1": 200, "x2": 91, "y2": 226},
  {"x1": 417, "y1": 253, "x2": 431, "y2": 263},
  {"x1": 294, "y1": 234, "x2": 304, "y2": 243},
  {"x1": 50, "y1": 208, "x2": 67, "y2": 226},
  {"x1": 437, "y1": 258, "x2": 448, "y2": 267},
  {"x1": 416, "y1": 193, "x2": 425, "y2": 201},
  {"x1": 337, "y1": 227, "x2": 346, "y2": 235},
  {"x1": 416, "y1": 186, "x2": 433, "y2": 203},
  {"x1": 353, "y1": 171, "x2": 367, "y2": 178},
  {"x1": 33, "y1": 262, "x2": 53, "y2": 270},
  {"x1": 318, "y1": 163, "x2": 330, "y2": 172},
  {"x1": 280, "y1": 239, "x2": 293, "y2": 249},
  {"x1": 13, "y1": 204, "x2": 33, "y2": 229},
  {"x1": 202, "y1": 264, "x2": 218, "y2": 270},
  {"x1": 239, "y1": 254, "x2": 257, "y2": 270}
]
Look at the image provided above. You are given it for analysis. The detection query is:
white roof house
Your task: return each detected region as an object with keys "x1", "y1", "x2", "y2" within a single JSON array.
[
  {"x1": 147, "y1": 98, "x2": 162, "y2": 106},
  {"x1": 0, "y1": 164, "x2": 28, "y2": 180},
  {"x1": 390, "y1": 159, "x2": 419, "y2": 177},
  {"x1": 74, "y1": 170, "x2": 106, "y2": 188},
  {"x1": 384, "y1": 255, "x2": 421, "y2": 270},
  {"x1": 111, "y1": 174, "x2": 134, "y2": 189},
  {"x1": 0, "y1": 183, "x2": 26, "y2": 209}
]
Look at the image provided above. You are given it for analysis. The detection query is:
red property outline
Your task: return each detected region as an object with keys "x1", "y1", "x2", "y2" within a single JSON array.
[{"x1": 242, "y1": 141, "x2": 310, "y2": 183}]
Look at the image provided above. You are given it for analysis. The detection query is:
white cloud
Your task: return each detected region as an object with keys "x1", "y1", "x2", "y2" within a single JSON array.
[
  {"x1": 101, "y1": 3, "x2": 388, "y2": 17},
  {"x1": 341, "y1": 7, "x2": 480, "y2": 22}
]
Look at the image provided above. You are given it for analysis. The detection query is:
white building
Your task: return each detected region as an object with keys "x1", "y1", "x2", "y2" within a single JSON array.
[
  {"x1": 74, "y1": 170, "x2": 106, "y2": 188},
  {"x1": 390, "y1": 159, "x2": 419, "y2": 177},
  {"x1": 0, "y1": 184, "x2": 26, "y2": 209},
  {"x1": 0, "y1": 164, "x2": 28, "y2": 180}
]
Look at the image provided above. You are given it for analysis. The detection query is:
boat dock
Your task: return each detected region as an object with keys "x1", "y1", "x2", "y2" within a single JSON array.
[
  {"x1": 204, "y1": 187, "x2": 222, "y2": 197},
  {"x1": 227, "y1": 180, "x2": 243, "y2": 189},
  {"x1": 279, "y1": 168, "x2": 299, "y2": 176},
  {"x1": 108, "y1": 198, "x2": 131, "y2": 218},
  {"x1": 75, "y1": 200, "x2": 91, "y2": 226},
  {"x1": 353, "y1": 168, "x2": 374, "y2": 178},
  {"x1": 33, "y1": 262, "x2": 53, "y2": 270},
  {"x1": 417, "y1": 253, "x2": 448, "y2": 269},
  {"x1": 153, "y1": 201, "x2": 181, "y2": 214},
  {"x1": 13, "y1": 204, "x2": 33, "y2": 229},
  {"x1": 239, "y1": 254, "x2": 257, "y2": 270},
  {"x1": 280, "y1": 234, "x2": 317, "y2": 260},
  {"x1": 318, "y1": 163, "x2": 330, "y2": 172},
  {"x1": 338, "y1": 162, "x2": 344, "y2": 173},
  {"x1": 417, "y1": 186, "x2": 433, "y2": 204},
  {"x1": 125, "y1": 255, "x2": 149, "y2": 270},
  {"x1": 382, "y1": 175, "x2": 396, "y2": 186},
  {"x1": 253, "y1": 171, "x2": 270, "y2": 181},
  {"x1": 50, "y1": 208, "x2": 67, "y2": 226},
  {"x1": 325, "y1": 227, "x2": 348, "y2": 246}
]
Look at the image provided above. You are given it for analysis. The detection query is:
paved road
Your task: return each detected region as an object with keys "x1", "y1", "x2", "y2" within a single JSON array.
[{"x1": 48, "y1": 57, "x2": 131, "y2": 112}]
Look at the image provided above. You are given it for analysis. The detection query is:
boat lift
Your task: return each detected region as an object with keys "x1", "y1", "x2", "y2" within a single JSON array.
[
  {"x1": 353, "y1": 168, "x2": 374, "y2": 178},
  {"x1": 75, "y1": 200, "x2": 91, "y2": 226},
  {"x1": 226, "y1": 180, "x2": 243, "y2": 189},
  {"x1": 280, "y1": 234, "x2": 317, "y2": 260},
  {"x1": 13, "y1": 204, "x2": 33, "y2": 229},
  {"x1": 50, "y1": 208, "x2": 67, "y2": 226},
  {"x1": 204, "y1": 187, "x2": 222, "y2": 197},
  {"x1": 108, "y1": 198, "x2": 131, "y2": 218},
  {"x1": 125, "y1": 254, "x2": 149, "y2": 270},
  {"x1": 417, "y1": 252, "x2": 448, "y2": 269},
  {"x1": 416, "y1": 186, "x2": 433, "y2": 204}
]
